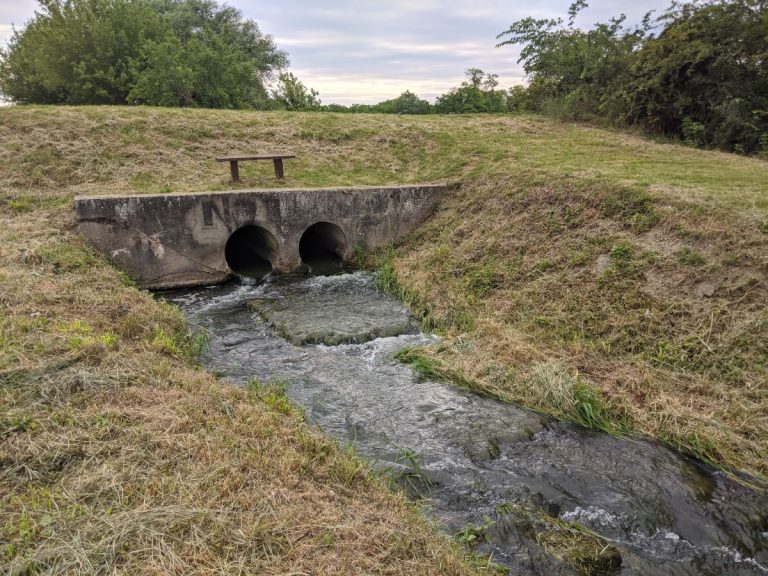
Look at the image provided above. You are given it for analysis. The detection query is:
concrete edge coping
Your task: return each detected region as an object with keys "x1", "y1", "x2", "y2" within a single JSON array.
[{"x1": 74, "y1": 182, "x2": 458, "y2": 202}]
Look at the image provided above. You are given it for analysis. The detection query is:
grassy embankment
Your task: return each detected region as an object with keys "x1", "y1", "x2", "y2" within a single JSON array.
[
  {"x1": 0, "y1": 108, "x2": 495, "y2": 575},
  {"x1": 1, "y1": 106, "x2": 766, "y2": 572}
]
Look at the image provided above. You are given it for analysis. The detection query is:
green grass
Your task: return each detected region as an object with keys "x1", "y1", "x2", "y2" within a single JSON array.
[
  {"x1": 1, "y1": 106, "x2": 767, "y2": 215},
  {"x1": 0, "y1": 187, "x2": 488, "y2": 574},
  {"x1": 1, "y1": 105, "x2": 766, "y2": 574},
  {"x1": 391, "y1": 169, "x2": 766, "y2": 479}
]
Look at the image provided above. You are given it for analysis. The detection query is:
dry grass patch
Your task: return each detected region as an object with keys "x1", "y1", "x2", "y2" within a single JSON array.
[
  {"x1": 1, "y1": 106, "x2": 767, "y2": 574},
  {"x1": 0, "y1": 173, "x2": 488, "y2": 574},
  {"x1": 388, "y1": 170, "x2": 767, "y2": 480},
  {"x1": 2, "y1": 360, "x2": 486, "y2": 574}
]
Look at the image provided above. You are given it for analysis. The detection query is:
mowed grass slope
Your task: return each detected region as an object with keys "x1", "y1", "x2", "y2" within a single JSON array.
[
  {"x1": 0, "y1": 107, "x2": 492, "y2": 575},
  {"x1": 0, "y1": 105, "x2": 766, "y2": 572}
]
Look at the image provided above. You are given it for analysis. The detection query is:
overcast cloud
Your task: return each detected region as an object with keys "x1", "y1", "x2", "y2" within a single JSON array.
[{"x1": 0, "y1": 0, "x2": 669, "y2": 104}]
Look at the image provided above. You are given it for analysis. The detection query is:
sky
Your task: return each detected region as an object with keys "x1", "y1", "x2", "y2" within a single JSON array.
[{"x1": 0, "y1": 0, "x2": 669, "y2": 104}]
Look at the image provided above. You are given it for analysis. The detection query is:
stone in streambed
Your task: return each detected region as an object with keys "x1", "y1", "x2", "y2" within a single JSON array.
[{"x1": 247, "y1": 286, "x2": 416, "y2": 346}]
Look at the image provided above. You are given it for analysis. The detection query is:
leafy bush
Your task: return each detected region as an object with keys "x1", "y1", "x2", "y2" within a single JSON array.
[
  {"x1": 435, "y1": 69, "x2": 507, "y2": 113},
  {"x1": 497, "y1": 0, "x2": 768, "y2": 154},
  {"x1": 0, "y1": 0, "x2": 288, "y2": 109},
  {"x1": 270, "y1": 72, "x2": 321, "y2": 111},
  {"x1": 682, "y1": 118, "x2": 705, "y2": 147}
]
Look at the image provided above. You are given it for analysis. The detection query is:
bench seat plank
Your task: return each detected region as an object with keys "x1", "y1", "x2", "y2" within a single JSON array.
[
  {"x1": 215, "y1": 153, "x2": 295, "y2": 181},
  {"x1": 215, "y1": 154, "x2": 296, "y2": 162}
]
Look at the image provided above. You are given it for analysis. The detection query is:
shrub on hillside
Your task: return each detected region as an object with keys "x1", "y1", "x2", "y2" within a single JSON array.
[
  {"x1": 497, "y1": 0, "x2": 768, "y2": 154},
  {"x1": 0, "y1": 0, "x2": 288, "y2": 108}
]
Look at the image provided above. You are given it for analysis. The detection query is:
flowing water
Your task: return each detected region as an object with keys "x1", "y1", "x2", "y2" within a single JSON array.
[{"x1": 163, "y1": 272, "x2": 768, "y2": 576}]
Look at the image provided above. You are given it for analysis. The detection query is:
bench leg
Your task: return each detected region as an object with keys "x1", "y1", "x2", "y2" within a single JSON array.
[
  {"x1": 229, "y1": 160, "x2": 240, "y2": 183},
  {"x1": 273, "y1": 158, "x2": 284, "y2": 179}
]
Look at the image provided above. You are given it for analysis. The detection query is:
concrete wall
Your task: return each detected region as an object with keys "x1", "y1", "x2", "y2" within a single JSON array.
[{"x1": 74, "y1": 184, "x2": 446, "y2": 289}]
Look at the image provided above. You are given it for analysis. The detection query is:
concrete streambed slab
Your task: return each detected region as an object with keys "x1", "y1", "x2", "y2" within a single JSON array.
[{"x1": 247, "y1": 273, "x2": 417, "y2": 345}]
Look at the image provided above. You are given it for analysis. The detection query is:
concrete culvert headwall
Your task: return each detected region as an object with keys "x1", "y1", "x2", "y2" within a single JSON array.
[
  {"x1": 225, "y1": 225, "x2": 278, "y2": 278},
  {"x1": 299, "y1": 221, "x2": 348, "y2": 273},
  {"x1": 74, "y1": 185, "x2": 447, "y2": 289}
]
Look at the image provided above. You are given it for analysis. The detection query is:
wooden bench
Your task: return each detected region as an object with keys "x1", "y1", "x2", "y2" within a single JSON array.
[{"x1": 215, "y1": 154, "x2": 296, "y2": 182}]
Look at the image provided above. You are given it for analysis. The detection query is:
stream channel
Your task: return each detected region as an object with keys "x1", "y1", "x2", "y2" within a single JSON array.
[{"x1": 163, "y1": 271, "x2": 768, "y2": 576}]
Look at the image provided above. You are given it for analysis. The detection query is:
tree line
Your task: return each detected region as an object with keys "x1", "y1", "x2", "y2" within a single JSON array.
[
  {"x1": 329, "y1": 0, "x2": 767, "y2": 154},
  {"x1": 320, "y1": 69, "x2": 518, "y2": 115},
  {"x1": 0, "y1": 0, "x2": 289, "y2": 109},
  {"x1": 0, "y1": 1, "x2": 515, "y2": 114},
  {"x1": 496, "y1": 0, "x2": 768, "y2": 154},
  {"x1": 2, "y1": 0, "x2": 765, "y2": 154}
]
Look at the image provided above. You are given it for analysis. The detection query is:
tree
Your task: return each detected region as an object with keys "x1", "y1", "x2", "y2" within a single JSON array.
[
  {"x1": 496, "y1": 1, "x2": 647, "y2": 119},
  {"x1": 496, "y1": 0, "x2": 768, "y2": 153},
  {"x1": 435, "y1": 69, "x2": 507, "y2": 113},
  {"x1": 374, "y1": 91, "x2": 432, "y2": 114},
  {"x1": 152, "y1": 0, "x2": 287, "y2": 78},
  {"x1": 0, "y1": 0, "x2": 288, "y2": 108},
  {"x1": 624, "y1": 0, "x2": 768, "y2": 152},
  {"x1": 128, "y1": 31, "x2": 268, "y2": 108},
  {"x1": 270, "y1": 72, "x2": 321, "y2": 110},
  {"x1": 0, "y1": 0, "x2": 168, "y2": 104},
  {"x1": 506, "y1": 85, "x2": 533, "y2": 112}
]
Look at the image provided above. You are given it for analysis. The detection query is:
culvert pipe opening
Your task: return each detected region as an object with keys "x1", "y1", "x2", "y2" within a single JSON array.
[
  {"x1": 225, "y1": 225, "x2": 278, "y2": 279},
  {"x1": 299, "y1": 221, "x2": 348, "y2": 275}
]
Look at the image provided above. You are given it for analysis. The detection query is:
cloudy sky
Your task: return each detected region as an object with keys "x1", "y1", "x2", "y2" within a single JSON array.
[{"x1": 0, "y1": 0, "x2": 668, "y2": 104}]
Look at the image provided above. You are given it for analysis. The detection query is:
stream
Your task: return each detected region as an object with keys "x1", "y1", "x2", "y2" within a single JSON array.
[{"x1": 163, "y1": 271, "x2": 768, "y2": 576}]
